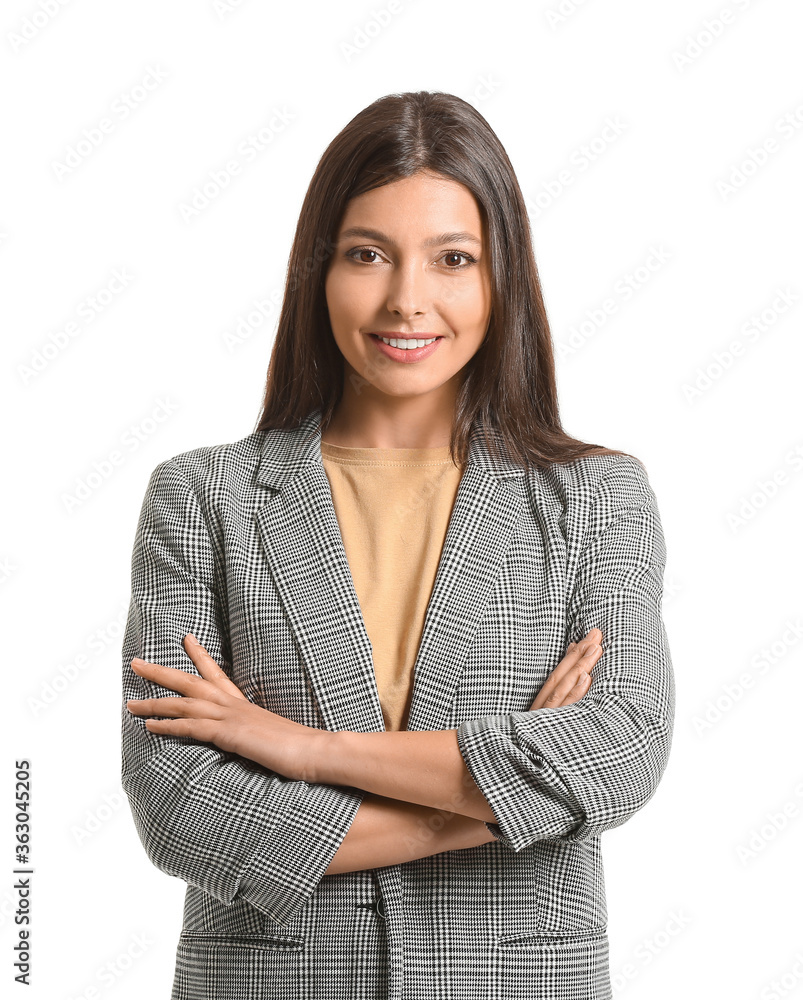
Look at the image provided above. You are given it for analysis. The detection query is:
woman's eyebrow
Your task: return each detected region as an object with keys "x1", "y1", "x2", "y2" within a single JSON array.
[{"x1": 337, "y1": 226, "x2": 482, "y2": 248}]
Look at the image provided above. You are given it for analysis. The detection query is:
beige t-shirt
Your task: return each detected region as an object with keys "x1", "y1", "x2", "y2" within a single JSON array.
[{"x1": 320, "y1": 441, "x2": 466, "y2": 731}]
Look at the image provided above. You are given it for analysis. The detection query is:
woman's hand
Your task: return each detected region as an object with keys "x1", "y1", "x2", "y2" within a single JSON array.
[
  {"x1": 126, "y1": 634, "x2": 327, "y2": 782},
  {"x1": 529, "y1": 628, "x2": 603, "y2": 710}
]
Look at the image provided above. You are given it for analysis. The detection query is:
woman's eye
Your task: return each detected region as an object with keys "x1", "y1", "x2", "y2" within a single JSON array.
[
  {"x1": 440, "y1": 251, "x2": 476, "y2": 268},
  {"x1": 346, "y1": 248, "x2": 382, "y2": 264}
]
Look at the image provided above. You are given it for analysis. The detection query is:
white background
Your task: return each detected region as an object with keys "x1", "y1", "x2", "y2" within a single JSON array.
[{"x1": 2, "y1": 0, "x2": 802, "y2": 997}]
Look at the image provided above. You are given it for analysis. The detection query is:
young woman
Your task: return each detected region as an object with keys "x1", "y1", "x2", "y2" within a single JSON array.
[{"x1": 122, "y1": 90, "x2": 675, "y2": 1000}]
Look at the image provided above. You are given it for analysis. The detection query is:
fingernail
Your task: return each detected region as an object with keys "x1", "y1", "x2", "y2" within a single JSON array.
[
  {"x1": 576, "y1": 671, "x2": 589, "y2": 685},
  {"x1": 583, "y1": 643, "x2": 599, "y2": 657}
]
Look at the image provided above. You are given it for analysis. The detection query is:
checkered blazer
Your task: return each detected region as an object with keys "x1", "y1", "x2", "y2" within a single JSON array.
[{"x1": 121, "y1": 407, "x2": 675, "y2": 1000}]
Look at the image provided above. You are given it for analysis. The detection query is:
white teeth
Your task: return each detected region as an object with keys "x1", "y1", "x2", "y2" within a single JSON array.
[{"x1": 378, "y1": 336, "x2": 438, "y2": 349}]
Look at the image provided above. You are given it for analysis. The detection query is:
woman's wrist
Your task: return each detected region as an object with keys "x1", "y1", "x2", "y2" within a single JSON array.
[
  {"x1": 302, "y1": 727, "x2": 340, "y2": 785},
  {"x1": 311, "y1": 728, "x2": 497, "y2": 825},
  {"x1": 326, "y1": 793, "x2": 498, "y2": 874},
  {"x1": 312, "y1": 728, "x2": 358, "y2": 787}
]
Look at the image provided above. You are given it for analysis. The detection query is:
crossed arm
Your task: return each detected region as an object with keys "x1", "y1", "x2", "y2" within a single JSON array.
[{"x1": 126, "y1": 629, "x2": 603, "y2": 872}]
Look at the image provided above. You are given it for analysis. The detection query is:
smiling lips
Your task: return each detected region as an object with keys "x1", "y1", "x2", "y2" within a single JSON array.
[
  {"x1": 370, "y1": 333, "x2": 441, "y2": 348},
  {"x1": 367, "y1": 332, "x2": 444, "y2": 362}
]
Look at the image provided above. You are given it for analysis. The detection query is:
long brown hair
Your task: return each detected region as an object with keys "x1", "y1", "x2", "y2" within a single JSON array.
[{"x1": 255, "y1": 90, "x2": 634, "y2": 471}]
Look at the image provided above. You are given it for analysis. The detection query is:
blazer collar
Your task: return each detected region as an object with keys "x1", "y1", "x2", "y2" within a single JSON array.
[{"x1": 252, "y1": 408, "x2": 527, "y2": 733}]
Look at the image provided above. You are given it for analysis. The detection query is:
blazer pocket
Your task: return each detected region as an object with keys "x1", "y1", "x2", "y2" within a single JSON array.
[
  {"x1": 495, "y1": 926, "x2": 607, "y2": 949},
  {"x1": 494, "y1": 928, "x2": 611, "y2": 999},
  {"x1": 495, "y1": 927, "x2": 612, "y2": 1000},
  {"x1": 173, "y1": 933, "x2": 304, "y2": 1000},
  {"x1": 177, "y1": 931, "x2": 304, "y2": 951}
]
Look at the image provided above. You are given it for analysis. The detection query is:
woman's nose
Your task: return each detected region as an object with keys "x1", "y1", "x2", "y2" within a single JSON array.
[{"x1": 383, "y1": 262, "x2": 430, "y2": 318}]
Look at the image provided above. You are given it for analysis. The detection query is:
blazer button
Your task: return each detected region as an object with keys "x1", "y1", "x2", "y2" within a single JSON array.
[{"x1": 374, "y1": 897, "x2": 386, "y2": 920}]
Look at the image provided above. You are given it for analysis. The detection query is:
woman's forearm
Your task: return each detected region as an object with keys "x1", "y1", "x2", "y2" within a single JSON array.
[
  {"x1": 313, "y1": 636, "x2": 603, "y2": 819},
  {"x1": 317, "y1": 729, "x2": 498, "y2": 823},
  {"x1": 325, "y1": 791, "x2": 496, "y2": 875}
]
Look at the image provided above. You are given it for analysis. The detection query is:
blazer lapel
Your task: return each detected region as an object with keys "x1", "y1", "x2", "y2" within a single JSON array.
[
  {"x1": 405, "y1": 459, "x2": 525, "y2": 732},
  {"x1": 253, "y1": 409, "x2": 526, "y2": 735}
]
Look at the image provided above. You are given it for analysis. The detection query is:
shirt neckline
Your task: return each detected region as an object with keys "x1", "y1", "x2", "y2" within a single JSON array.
[{"x1": 320, "y1": 440, "x2": 460, "y2": 467}]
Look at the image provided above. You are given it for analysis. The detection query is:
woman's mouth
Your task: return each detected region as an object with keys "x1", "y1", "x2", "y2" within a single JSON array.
[{"x1": 367, "y1": 333, "x2": 443, "y2": 363}]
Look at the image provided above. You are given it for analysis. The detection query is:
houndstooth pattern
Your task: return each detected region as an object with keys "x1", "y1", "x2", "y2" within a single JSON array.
[{"x1": 121, "y1": 407, "x2": 675, "y2": 999}]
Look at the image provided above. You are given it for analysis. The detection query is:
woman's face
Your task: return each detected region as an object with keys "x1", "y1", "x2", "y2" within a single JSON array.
[{"x1": 324, "y1": 170, "x2": 492, "y2": 406}]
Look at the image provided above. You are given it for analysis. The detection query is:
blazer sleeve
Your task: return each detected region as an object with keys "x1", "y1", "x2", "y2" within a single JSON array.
[
  {"x1": 121, "y1": 457, "x2": 364, "y2": 927},
  {"x1": 456, "y1": 455, "x2": 675, "y2": 851}
]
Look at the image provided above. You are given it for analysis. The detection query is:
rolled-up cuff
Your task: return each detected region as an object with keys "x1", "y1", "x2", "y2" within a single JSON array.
[
  {"x1": 457, "y1": 712, "x2": 580, "y2": 852},
  {"x1": 238, "y1": 781, "x2": 364, "y2": 927}
]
